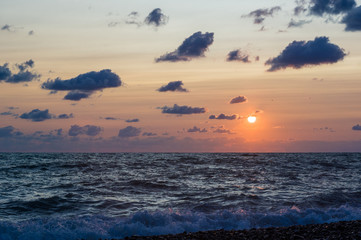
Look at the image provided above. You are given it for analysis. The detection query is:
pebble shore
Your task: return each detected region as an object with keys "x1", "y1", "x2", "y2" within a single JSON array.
[{"x1": 105, "y1": 220, "x2": 361, "y2": 240}]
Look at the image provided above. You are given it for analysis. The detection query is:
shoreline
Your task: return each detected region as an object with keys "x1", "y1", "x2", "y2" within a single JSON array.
[{"x1": 113, "y1": 220, "x2": 361, "y2": 240}]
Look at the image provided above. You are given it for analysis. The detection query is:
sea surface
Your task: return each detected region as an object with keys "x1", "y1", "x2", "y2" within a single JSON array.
[{"x1": 0, "y1": 152, "x2": 360, "y2": 239}]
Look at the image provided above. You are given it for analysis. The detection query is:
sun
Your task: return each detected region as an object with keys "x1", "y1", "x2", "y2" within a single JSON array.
[{"x1": 247, "y1": 116, "x2": 256, "y2": 123}]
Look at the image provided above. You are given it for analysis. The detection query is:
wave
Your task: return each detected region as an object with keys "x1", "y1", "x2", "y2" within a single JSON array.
[{"x1": 1, "y1": 205, "x2": 360, "y2": 240}]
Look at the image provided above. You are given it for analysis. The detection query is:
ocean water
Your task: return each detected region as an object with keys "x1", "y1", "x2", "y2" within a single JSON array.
[{"x1": 0, "y1": 153, "x2": 360, "y2": 239}]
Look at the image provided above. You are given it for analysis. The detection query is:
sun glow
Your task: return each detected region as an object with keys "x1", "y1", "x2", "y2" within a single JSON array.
[{"x1": 247, "y1": 116, "x2": 256, "y2": 123}]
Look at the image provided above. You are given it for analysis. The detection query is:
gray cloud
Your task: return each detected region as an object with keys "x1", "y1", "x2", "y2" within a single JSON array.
[
  {"x1": 57, "y1": 113, "x2": 74, "y2": 119},
  {"x1": 160, "y1": 104, "x2": 206, "y2": 115},
  {"x1": 342, "y1": 6, "x2": 361, "y2": 31},
  {"x1": 125, "y1": 11, "x2": 142, "y2": 26},
  {"x1": 144, "y1": 8, "x2": 169, "y2": 27},
  {"x1": 294, "y1": 0, "x2": 308, "y2": 16},
  {"x1": 19, "y1": 109, "x2": 73, "y2": 122},
  {"x1": 209, "y1": 114, "x2": 239, "y2": 120},
  {"x1": 230, "y1": 96, "x2": 248, "y2": 104},
  {"x1": 187, "y1": 126, "x2": 207, "y2": 133},
  {"x1": 265, "y1": 36, "x2": 346, "y2": 72},
  {"x1": 142, "y1": 132, "x2": 157, "y2": 136},
  {"x1": 226, "y1": 50, "x2": 251, "y2": 62},
  {"x1": 157, "y1": 81, "x2": 188, "y2": 92},
  {"x1": 243, "y1": 6, "x2": 281, "y2": 24},
  {"x1": 0, "y1": 126, "x2": 23, "y2": 137},
  {"x1": 68, "y1": 125, "x2": 102, "y2": 137},
  {"x1": 125, "y1": 118, "x2": 139, "y2": 123},
  {"x1": 0, "y1": 60, "x2": 40, "y2": 83},
  {"x1": 104, "y1": 117, "x2": 119, "y2": 120},
  {"x1": 155, "y1": 31, "x2": 214, "y2": 62},
  {"x1": 118, "y1": 126, "x2": 141, "y2": 138},
  {"x1": 28, "y1": 30, "x2": 34, "y2": 36},
  {"x1": 309, "y1": 0, "x2": 356, "y2": 16},
  {"x1": 42, "y1": 69, "x2": 122, "y2": 101},
  {"x1": 1, "y1": 24, "x2": 12, "y2": 31},
  {"x1": 352, "y1": 124, "x2": 361, "y2": 131},
  {"x1": 213, "y1": 126, "x2": 234, "y2": 134},
  {"x1": 288, "y1": 19, "x2": 312, "y2": 28}
]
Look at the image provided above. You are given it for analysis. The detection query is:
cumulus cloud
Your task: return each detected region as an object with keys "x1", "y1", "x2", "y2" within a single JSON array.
[
  {"x1": 265, "y1": 36, "x2": 346, "y2": 72},
  {"x1": 226, "y1": 50, "x2": 251, "y2": 62},
  {"x1": 160, "y1": 104, "x2": 206, "y2": 115},
  {"x1": 187, "y1": 126, "x2": 207, "y2": 133},
  {"x1": 230, "y1": 96, "x2": 248, "y2": 104},
  {"x1": 309, "y1": 0, "x2": 356, "y2": 16},
  {"x1": 209, "y1": 114, "x2": 239, "y2": 120},
  {"x1": 19, "y1": 109, "x2": 73, "y2": 122},
  {"x1": 68, "y1": 125, "x2": 102, "y2": 137},
  {"x1": 242, "y1": 6, "x2": 282, "y2": 24},
  {"x1": 0, "y1": 126, "x2": 23, "y2": 137},
  {"x1": 155, "y1": 31, "x2": 214, "y2": 62},
  {"x1": 294, "y1": 0, "x2": 308, "y2": 16},
  {"x1": 125, "y1": 118, "x2": 139, "y2": 123},
  {"x1": 144, "y1": 8, "x2": 169, "y2": 27},
  {"x1": 157, "y1": 81, "x2": 188, "y2": 92},
  {"x1": 118, "y1": 126, "x2": 141, "y2": 138},
  {"x1": 352, "y1": 124, "x2": 361, "y2": 131},
  {"x1": 288, "y1": 19, "x2": 312, "y2": 28},
  {"x1": 41, "y1": 69, "x2": 122, "y2": 101},
  {"x1": 342, "y1": 6, "x2": 361, "y2": 31},
  {"x1": 0, "y1": 60, "x2": 40, "y2": 83}
]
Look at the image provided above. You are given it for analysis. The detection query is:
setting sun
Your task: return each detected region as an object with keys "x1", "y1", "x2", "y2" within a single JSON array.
[{"x1": 248, "y1": 116, "x2": 256, "y2": 123}]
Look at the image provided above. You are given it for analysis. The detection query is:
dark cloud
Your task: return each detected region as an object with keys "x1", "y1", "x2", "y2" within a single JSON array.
[
  {"x1": 157, "y1": 81, "x2": 188, "y2": 92},
  {"x1": 187, "y1": 126, "x2": 207, "y2": 133},
  {"x1": 118, "y1": 126, "x2": 141, "y2": 138},
  {"x1": 42, "y1": 69, "x2": 122, "y2": 91},
  {"x1": 342, "y1": 6, "x2": 361, "y2": 31},
  {"x1": 20, "y1": 109, "x2": 52, "y2": 122},
  {"x1": 0, "y1": 111, "x2": 14, "y2": 116},
  {"x1": 230, "y1": 96, "x2": 248, "y2": 104},
  {"x1": 294, "y1": 0, "x2": 308, "y2": 15},
  {"x1": 28, "y1": 30, "x2": 34, "y2": 36},
  {"x1": 104, "y1": 117, "x2": 119, "y2": 120},
  {"x1": 125, "y1": 118, "x2": 139, "y2": 123},
  {"x1": 265, "y1": 36, "x2": 346, "y2": 72},
  {"x1": 288, "y1": 19, "x2": 312, "y2": 28},
  {"x1": 1, "y1": 24, "x2": 12, "y2": 31},
  {"x1": 0, "y1": 60, "x2": 40, "y2": 83},
  {"x1": 142, "y1": 132, "x2": 157, "y2": 136},
  {"x1": 226, "y1": 50, "x2": 251, "y2": 62},
  {"x1": 155, "y1": 31, "x2": 214, "y2": 62},
  {"x1": 19, "y1": 109, "x2": 73, "y2": 121},
  {"x1": 68, "y1": 125, "x2": 102, "y2": 137},
  {"x1": 0, "y1": 126, "x2": 23, "y2": 138},
  {"x1": 209, "y1": 114, "x2": 239, "y2": 120},
  {"x1": 144, "y1": 8, "x2": 169, "y2": 27},
  {"x1": 42, "y1": 69, "x2": 122, "y2": 101},
  {"x1": 352, "y1": 124, "x2": 361, "y2": 131},
  {"x1": 309, "y1": 0, "x2": 356, "y2": 16},
  {"x1": 64, "y1": 91, "x2": 93, "y2": 101},
  {"x1": 160, "y1": 104, "x2": 206, "y2": 115},
  {"x1": 243, "y1": 6, "x2": 282, "y2": 24}
]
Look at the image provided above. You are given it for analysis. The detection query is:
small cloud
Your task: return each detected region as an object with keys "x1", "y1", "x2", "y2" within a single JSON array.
[
  {"x1": 342, "y1": 6, "x2": 361, "y2": 31},
  {"x1": 125, "y1": 11, "x2": 142, "y2": 26},
  {"x1": 209, "y1": 114, "x2": 239, "y2": 120},
  {"x1": 0, "y1": 111, "x2": 14, "y2": 116},
  {"x1": 242, "y1": 6, "x2": 281, "y2": 24},
  {"x1": 230, "y1": 96, "x2": 248, "y2": 104},
  {"x1": 294, "y1": 0, "x2": 307, "y2": 16},
  {"x1": 155, "y1": 31, "x2": 214, "y2": 62},
  {"x1": 108, "y1": 22, "x2": 121, "y2": 27},
  {"x1": 0, "y1": 126, "x2": 23, "y2": 138},
  {"x1": 57, "y1": 113, "x2": 74, "y2": 119},
  {"x1": 64, "y1": 91, "x2": 93, "y2": 101},
  {"x1": 118, "y1": 126, "x2": 141, "y2": 138},
  {"x1": 1, "y1": 24, "x2": 12, "y2": 32},
  {"x1": 104, "y1": 117, "x2": 119, "y2": 120},
  {"x1": 309, "y1": 0, "x2": 356, "y2": 16},
  {"x1": 160, "y1": 104, "x2": 206, "y2": 115},
  {"x1": 265, "y1": 36, "x2": 346, "y2": 72},
  {"x1": 0, "y1": 60, "x2": 40, "y2": 83},
  {"x1": 187, "y1": 126, "x2": 207, "y2": 133},
  {"x1": 352, "y1": 124, "x2": 361, "y2": 131},
  {"x1": 226, "y1": 50, "x2": 251, "y2": 62},
  {"x1": 157, "y1": 81, "x2": 188, "y2": 92},
  {"x1": 20, "y1": 109, "x2": 52, "y2": 122},
  {"x1": 28, "y1": 30, "x2": 34, "y2": 36},
  {"x1": 125, "y1": 118, "x2": 139, "y2": 123},
  {"x1": 144, "y1": 8, "x2": 169, "y2": 27},
  {"x1": 288, "y1": 19, "x2": 312, "y2": 28},
  {"x1": 142, "y1": 132, "x2": 157, "y2": 136},
  {"x1": 68, "y1": 125, "x2": 102, "y2": 137},
  {"x1": 213, "y1": 126, "x2": 234, "y2": 134}
]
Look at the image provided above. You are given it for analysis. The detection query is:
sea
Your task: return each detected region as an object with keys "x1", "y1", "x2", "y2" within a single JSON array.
[{"x1": 0, "y1": 152, "x2": 360, "y2": 240}]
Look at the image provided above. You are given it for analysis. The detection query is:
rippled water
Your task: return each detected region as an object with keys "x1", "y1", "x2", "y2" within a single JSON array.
[{"x1": 0, "y1": 153, "x2": 360, "y2": 239}]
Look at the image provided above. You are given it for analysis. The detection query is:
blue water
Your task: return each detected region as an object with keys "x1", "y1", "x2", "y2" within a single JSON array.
[{"x1": 0, "y1": 153, "x2": 360, "y2": 239}]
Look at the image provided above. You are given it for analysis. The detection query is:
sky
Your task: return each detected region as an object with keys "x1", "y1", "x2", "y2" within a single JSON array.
[{"x1": 1, "y1": 0, "x2": 361, "y2": 152}]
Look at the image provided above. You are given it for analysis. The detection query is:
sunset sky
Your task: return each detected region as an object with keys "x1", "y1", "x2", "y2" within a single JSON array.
[{"x1": 1, "y1": 0, "x2": 361, "y2": 152}]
